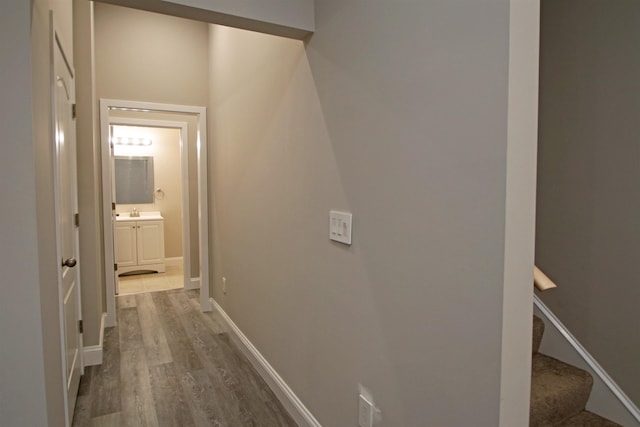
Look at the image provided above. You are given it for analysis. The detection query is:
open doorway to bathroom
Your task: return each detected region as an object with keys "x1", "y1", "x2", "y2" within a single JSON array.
[
  {"x1": 100, "y1": 100, "x2": 211, "y2": 328},
  {"x1": 111, "y1": 123, "x2": 186, "y2": 296}
]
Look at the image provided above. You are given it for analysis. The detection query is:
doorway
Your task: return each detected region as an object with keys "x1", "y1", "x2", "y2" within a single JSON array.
[
  {"x1": 100, "y1": 99, "x2": 211, "y2": 328},
  {"x1": 110, "y1": 120, "x2": 191, "y2": 296}
]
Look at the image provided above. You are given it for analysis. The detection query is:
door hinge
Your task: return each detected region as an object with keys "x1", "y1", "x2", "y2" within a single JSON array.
[
  {"x1": 72, "y1": 103, "x2": 77, "y2": 119},
  {"x1": 114, "y1": 263, "x2": 118, "y2": 271},
  {"x1": 74, "y1": 213, "x2": 80, "y2": 227},
  {"x1": 112, "y1": 202, "x2": 116, "y2": 210},
  {"x1": 78, "y1": 320, "x2": 83, "y2": 334}
]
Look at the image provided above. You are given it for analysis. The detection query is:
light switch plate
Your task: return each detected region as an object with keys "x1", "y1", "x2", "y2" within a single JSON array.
[{"x1": 329, "y1": 210, "x2": 352, "y2": 245}]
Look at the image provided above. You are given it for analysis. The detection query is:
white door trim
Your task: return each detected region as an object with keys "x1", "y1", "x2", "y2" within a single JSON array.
[
  {"x1": 100, "y1": 99, "x2": 211, "y2": 328},
  {"x1": 108, "y1": 117, "x2": 191, "y2": 292}
]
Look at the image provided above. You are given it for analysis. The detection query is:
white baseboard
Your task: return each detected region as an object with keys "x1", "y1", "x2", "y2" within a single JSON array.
[
  {"x1": 165, "y1": 257, "x2": 183, "y2": 267},
  {"x1": 186, "y1": 277, "x2": 200, "y2": 290},
  {"x1": 105, "y1": 309, "x2": 116, "y2": 328},
  {"x1": 83, "y1": 313, "x2": 107, "y2": 367},
  {"x1": 83, "y1": 346, "x2": 102, "y2": 367},
  {"x1": 534, "y1": 296, "x2": 640, "y2": 426},
  {"x1": 210, "y1": 298, "x2": 321, "y2": 427}
]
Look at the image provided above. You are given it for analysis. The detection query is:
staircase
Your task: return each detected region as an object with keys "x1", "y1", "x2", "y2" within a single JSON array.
[{"x1": 530, "y1": 315, "x2": 621, "y2": 426}]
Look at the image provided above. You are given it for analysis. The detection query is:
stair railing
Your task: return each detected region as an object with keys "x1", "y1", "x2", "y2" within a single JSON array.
[{"x1": 534, "y1": 265, "x2": 557, "y2": 291}]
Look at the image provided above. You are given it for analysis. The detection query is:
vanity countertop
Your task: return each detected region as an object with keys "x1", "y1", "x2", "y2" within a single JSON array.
[{"x1": 116, "y1": 211, "x2": 163, "y2": 222}]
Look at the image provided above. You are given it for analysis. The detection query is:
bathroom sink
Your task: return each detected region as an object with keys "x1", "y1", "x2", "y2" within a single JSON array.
[{"x1": 116, "y1": 211, "x2": 163, "y2": 221}]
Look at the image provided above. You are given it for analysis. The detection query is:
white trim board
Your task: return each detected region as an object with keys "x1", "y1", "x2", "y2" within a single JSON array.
[
  {"x1": 83, "y1": 313, "x2": 107, "y2": 367},
  {"x1": 211, "y1": 298, "x2": 321, "y2": 427},
  {"x1": 186, "y1": 277, "x2": 200, "y2": 290},
  {"x1": 164, "y1": 257, "x2": 184, "y2": 267},
  {"x1": 534, "y1": 296, "x2": 640, "y2": 426}
]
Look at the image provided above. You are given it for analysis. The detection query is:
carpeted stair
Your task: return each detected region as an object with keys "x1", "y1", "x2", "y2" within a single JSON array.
[{"x1": 530, "y1": 315, "x2": 621, "y2": 426}]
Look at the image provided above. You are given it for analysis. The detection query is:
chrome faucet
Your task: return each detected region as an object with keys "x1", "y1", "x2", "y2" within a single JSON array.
[{"x1": 131, "y1": 208, "x2": 139, "y2": 217}]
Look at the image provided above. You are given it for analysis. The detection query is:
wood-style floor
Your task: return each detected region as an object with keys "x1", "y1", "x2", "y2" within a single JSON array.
[{"x1": 72, "y1": 289, "x2": 297, "y2": 427}]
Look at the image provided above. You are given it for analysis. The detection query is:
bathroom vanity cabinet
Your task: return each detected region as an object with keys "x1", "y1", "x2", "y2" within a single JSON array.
[{"x1": 115, "y1": 212, "x2": 166, "y2": 275}]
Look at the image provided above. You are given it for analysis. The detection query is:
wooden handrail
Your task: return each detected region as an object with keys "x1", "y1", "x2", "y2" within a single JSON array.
[{"x1": 534, "y1": 266, "x2": 557, "y2": 292}]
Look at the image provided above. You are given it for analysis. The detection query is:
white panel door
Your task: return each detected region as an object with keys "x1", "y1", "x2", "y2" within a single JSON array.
[
  {"x1": 53, "y1": 24, "x2": 82, "y2": 424},
  {"x1": 114, "y1": 221, "x2": 137, "y2": 267},
  {"x1": 137, "y1": 220, "x2": 165, "y2": 265}
]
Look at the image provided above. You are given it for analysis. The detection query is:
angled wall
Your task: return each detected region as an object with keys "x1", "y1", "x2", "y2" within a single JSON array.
[{"x1": 94, "y1": 0, "x2": 313, "y2": 39}]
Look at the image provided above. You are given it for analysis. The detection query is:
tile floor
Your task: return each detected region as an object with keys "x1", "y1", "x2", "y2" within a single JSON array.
[{"x1": 117, "y1": 263, "x2": 184, "y2": 295}]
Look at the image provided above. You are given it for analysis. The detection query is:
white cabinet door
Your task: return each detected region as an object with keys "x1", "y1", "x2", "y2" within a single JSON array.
[
  {"x1": 137, "y1": 220, "x2": 165, "y2": 265},
  {"x1": 115, "y1": 221, "x2": 137, "y2": 267}
]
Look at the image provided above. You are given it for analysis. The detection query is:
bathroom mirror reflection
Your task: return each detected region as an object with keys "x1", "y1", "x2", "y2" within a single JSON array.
[{"x1": 114, "y1": 156, "x2": 154, "y2": 204}]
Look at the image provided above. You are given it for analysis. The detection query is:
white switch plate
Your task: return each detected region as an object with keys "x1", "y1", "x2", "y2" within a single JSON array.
[
  {"x1": 329, "y1": 210, "x2": 352, "y2": 245},
  {"x1": 358, "y1": 394, "x2": 373, "y2": 427}
]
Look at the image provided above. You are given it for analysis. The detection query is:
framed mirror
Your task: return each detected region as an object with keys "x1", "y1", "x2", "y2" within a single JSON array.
[{"x1": 114, "y1": 156, "x2": 154, "y2": 204}]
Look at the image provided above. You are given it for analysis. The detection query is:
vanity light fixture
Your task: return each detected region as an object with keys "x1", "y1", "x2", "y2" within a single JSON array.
[{"x1": 112, "y1": 136, "x2": 152, "y2": 146}]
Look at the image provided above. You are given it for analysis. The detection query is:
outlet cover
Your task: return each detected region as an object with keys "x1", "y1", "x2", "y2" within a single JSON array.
[{"x1": 358, "y1": 394, "x2": 373, "y2": 427}]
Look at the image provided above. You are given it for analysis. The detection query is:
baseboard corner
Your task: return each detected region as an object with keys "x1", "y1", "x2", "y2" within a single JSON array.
[
  {"x1": 83, "y1": 312, "x2": 107, "y2": 367},
  {"x1": 210, "y1": 298, "x2": 321, "y2": 427}
]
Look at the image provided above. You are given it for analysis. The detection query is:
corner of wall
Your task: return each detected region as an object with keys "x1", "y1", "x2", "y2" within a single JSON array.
[{"x1": 499, "y1": 0, "x2": 540, "y2": 425}]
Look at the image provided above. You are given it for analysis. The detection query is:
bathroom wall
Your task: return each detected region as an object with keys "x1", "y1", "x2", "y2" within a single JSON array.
[{"x1": 113, "y1": 125, "x2": 184, "y2": 259}]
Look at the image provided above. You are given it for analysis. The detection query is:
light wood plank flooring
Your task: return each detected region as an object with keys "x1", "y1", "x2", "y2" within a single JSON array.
[{"x1": 72, "y1": 289, "x2": 297, "y2": 427}]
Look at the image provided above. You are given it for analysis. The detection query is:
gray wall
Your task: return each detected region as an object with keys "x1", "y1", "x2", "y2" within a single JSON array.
[
  {"x1": 537, "y1": 0, "x2": 640, "y2": 405},
  {"x1": 0, "y1": 2, "x2": 50, "y2": 425},
  {"x1": 208, "y1": 0, "x2": 514, "y2": 424},
  {"x1": 139, "y1": 0, "x2": 314, "y2": 30}
]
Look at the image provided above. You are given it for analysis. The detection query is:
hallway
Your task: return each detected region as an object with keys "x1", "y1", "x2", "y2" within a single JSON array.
[{"x1": 72, "y1": 289, "x2": 296, "y2": 426}]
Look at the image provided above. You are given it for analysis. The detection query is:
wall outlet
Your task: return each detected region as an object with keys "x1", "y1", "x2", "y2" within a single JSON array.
[
  {"x1": 222, "y1": 277, "x2": 227, "y2": 294},
  {"x1": 358, "y1": 394, "x2": 373, "y2": 427}
]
